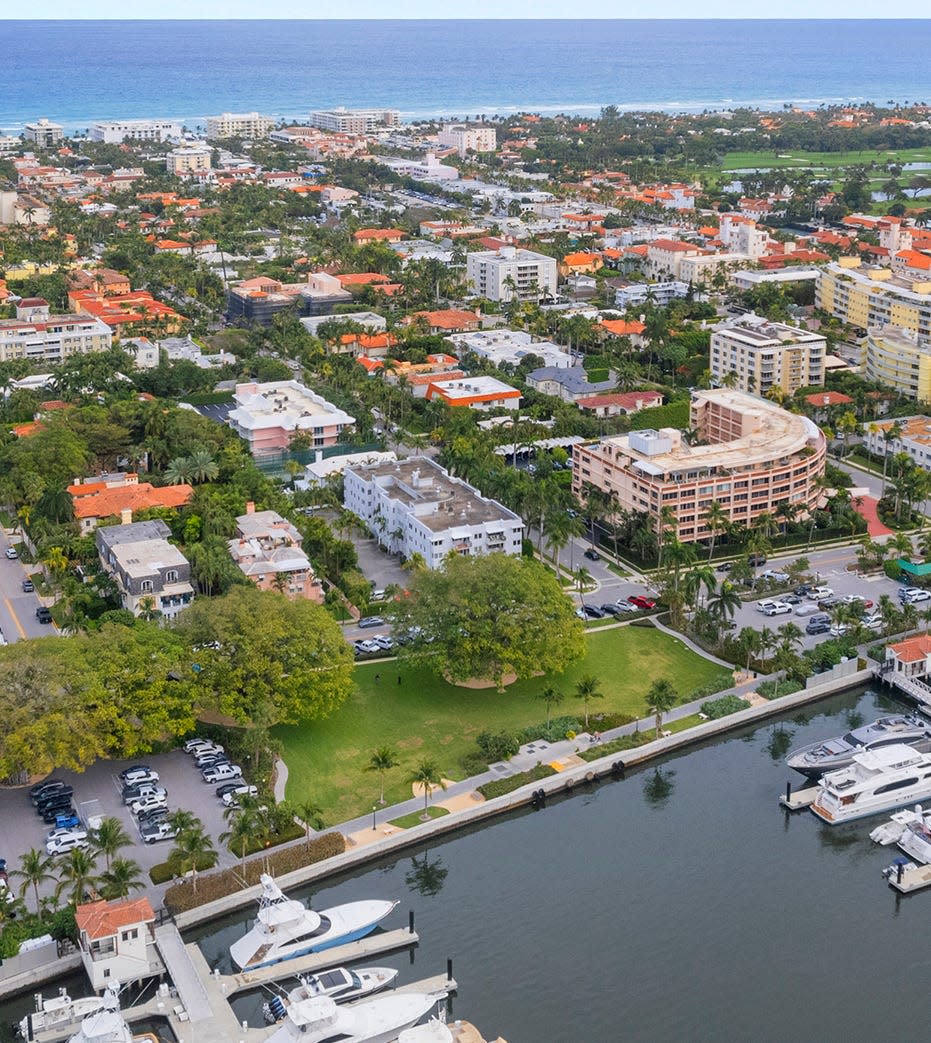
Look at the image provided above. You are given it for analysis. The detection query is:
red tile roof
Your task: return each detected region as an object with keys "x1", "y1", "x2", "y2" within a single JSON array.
[
  {"x1": 889, "y1": 634, "x2": 931, "y2": 664},
  {"x1": 600, "y1": 319, "x2": 646, "y2": 337},
  {"x1": 577, "y1": 391, "x2": 663, "y2": 410},
  {"x1": 76, "y1": 898, "x2": 154, "y2": 941},
  {"x1": 804, "y1": 391, "x2": 853, "y2": 407},
  {"x1": 68, "y1": 481, "x2": 194, "y2": 520}
]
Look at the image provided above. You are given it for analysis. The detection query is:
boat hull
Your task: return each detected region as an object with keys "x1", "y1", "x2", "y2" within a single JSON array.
[
  {"x1": 248, "y1": 920, "x2": 384, "y2": 970},
  {"x1": 812, "y1": 788, "x2": 931, "y2": 825}
]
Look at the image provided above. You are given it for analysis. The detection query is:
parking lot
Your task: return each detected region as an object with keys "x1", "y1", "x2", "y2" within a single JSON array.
[{"x1": 0, "y1": 749, "x2": 239, "y2": 902}]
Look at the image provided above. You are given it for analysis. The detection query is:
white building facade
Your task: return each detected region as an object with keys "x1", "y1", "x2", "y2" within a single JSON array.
[
  {"x1": 0, "y1": 314, "x2": 112, "y2": 364},
  {"x1": 710, "y1": 314, "x2": 826, "y2": 395},
  {"x1": 466, "y1": 246, "x2": 558, "y2": 302},
  {"x1": 206, "y1": 112, "x2": 275, "y2": 139},
  {"x1": 91, "y1": 119, "x2": 182, "y2": 143},
  {"x1": 23, "y1": 118, "x2": 63, "y2": 146},
  {"x1": 309, "y1": 108, "x2": 400, "y2": 133},
  {"x1": 437, "y1": 124, "x2": 497, "y2": 157}
]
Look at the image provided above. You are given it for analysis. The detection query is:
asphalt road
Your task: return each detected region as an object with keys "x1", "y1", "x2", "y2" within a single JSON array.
[{"x1": 0, "y1": 531, "x2": 55, "y2": 644}]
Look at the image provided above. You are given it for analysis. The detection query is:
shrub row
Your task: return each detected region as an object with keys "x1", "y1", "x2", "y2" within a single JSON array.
[
  {"x1": 149, "y1": 852, "x2": 217, "y2": 886},
  {"x1": 163, "y1": 832, "x2": 346, "y2": 914},
  {"x1": 756, "y1": 679, "x2": 798, "y2": 700},
  {"x1": 699, "y1": 694, "x2": 750, "y2": 720},
  {"x1": 578, "y1": 731, "x2": 653, "y2": 762},
  {"x1": 476, "y1": 764, "x2": 556, "y2": 800}
]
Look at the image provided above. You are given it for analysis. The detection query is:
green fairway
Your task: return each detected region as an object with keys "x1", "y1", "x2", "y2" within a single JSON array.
[
  {"x1": 719, "y1": 147, "x2": 931, "y2": 171},
  {"x1": 276, "y1": 626, "x2": 732, "y2": 824}
]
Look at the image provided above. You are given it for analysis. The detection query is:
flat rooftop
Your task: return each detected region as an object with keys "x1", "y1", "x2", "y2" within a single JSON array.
[
  {"x1": 869, "y1": 415, "x2": 931, "y2": 447},
  {"x1": 712, "y1": 314, "x2": 823, "y2": 346},
  {"x1": 229, "y1": 381, "x2": 354, "y2": 431},
  {"x1": 351, "y1": 458, "x2": 520, "y2": 532}
]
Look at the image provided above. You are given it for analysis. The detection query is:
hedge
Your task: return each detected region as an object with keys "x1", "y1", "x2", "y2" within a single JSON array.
[
  {"x1": 476, "y1": 764, "x2": 556, "y2": 800},
  {"x1": 699, "y1": 694, "x2": 750, "y2": 719},
  {"x1": 163, "y1": 832, "x2": 346, "y2": 914},
  {"x1": 149, "y1": 852, "x2": 217, "y2": 886},
  {"x1": 578, "y1": 731, "x2": 652, "y2": 761}
]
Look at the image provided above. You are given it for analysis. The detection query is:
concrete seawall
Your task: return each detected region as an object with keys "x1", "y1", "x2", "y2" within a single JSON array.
[{"x1": 173, "y1": 666, "x2": 874, "y2": 931}]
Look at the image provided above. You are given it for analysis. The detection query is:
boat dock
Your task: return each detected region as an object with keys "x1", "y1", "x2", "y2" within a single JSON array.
[
  {"x1": 887, "y1": 860, "x2": 931, "y2": 894},
  {"x1": 779, "y1": 785, "x2": 819, "y2": 810},
  {"x1": 881, "y1": 669, "x2": 931, "y2": 709}
]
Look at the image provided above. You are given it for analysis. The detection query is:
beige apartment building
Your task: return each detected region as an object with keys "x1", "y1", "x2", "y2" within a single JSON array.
[
  {"x1": 166, "y1": 146, "x2": 212, "y2": 175},
  {"x1": 817, "y1": 259, "x2": 931, "y2": 339},
  {"x1": 572, "y1": 389, "x2": 827, "y2": 544},
  {"x1": 710, "y1": 314, "x2": 826, "y2": 395},
  {"x1": 205, "y1": 112, "x2": 275, "y2": 140},
  {"x1": 0, "y1": 314, "x2": 111, "y2": 363},
  {"x1": 863, "y1": 326, "x2": 931, "y2": 401},
  {"x1": 437, "y1": 123, "x2": 497, "y2": 157}
]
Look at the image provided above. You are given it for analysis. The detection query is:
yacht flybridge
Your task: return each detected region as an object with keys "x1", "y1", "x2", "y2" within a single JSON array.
[{"x1": 811, "y1": 745, "x2": 931, "y2": 825}]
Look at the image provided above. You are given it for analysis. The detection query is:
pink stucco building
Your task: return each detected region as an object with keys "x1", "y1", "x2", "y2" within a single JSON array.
[{"x1": 227, "y1": 380, "x2": 355, "y2": 457}]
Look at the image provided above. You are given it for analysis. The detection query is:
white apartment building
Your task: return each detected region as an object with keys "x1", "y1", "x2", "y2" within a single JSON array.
[
  {"x1": 381, "y1": 152, "x2": 460, "y2": 181},
  {"x1": 710, "y1": 314, "x2": 826, "y2": 395},
  {"x1": 613, "y1": 281, "x2": 689, "y2": 308},
  {"x1": 344, "y1": 457, "x2": 523, "y2": 569},
  {"x1": 466, "y1": 246, "x2": 558, "y2": 302},
  {"x1": 863, "y1": 415, "x2": 931, "y2": 471},
  {"x1": 447, "y1": 329, "x2": 572, "y2": 369},
  {"x1": 23, "y1": 118, "x2": 63, "y2": 147},
  {"x1": 206, "y1": 112, "x2": 275, "y2": 140},
  {"x1": 90, "y1": 119, "x2": 182, "y2": 143},
  {"x1": 437, "y1": 124, "x2": 497, "y2": 157},
  {"x1": 166, "y1": 145, "x2": 212, "y2": 175},
  {"x1": 0, "y1": 314, "x2": 112, "y2": 363},
  {"x1": 309, "y1": 108, "x2": 400, "y2": 133},
  {"x1": 646, "y1": 239, "x2": 706, "y2": 280}
]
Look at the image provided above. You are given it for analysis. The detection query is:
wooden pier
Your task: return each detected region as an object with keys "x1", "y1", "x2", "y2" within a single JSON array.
[{"x1": 779, "y1": 785, "x2": 819, "y2": 810}]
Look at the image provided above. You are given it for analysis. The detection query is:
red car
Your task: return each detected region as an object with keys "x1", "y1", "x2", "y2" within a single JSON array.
[{"x1": 628, "y1": 595, "x2": 656, "y2": 610}]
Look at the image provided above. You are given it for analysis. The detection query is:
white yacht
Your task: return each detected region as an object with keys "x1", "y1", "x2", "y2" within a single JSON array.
[
  {"x1": 786, "y1": 713, "x2": 931, "y2": 778},
  {"x1": 231, "y1": 874, "x2": 398, "y2": 970},
  {"x1": 263, "y1": 966, "x2": 399, "y2": 1022},
  {"x1": 66, "y1": 986, "x2": 148, "y2": 1043},
  {"x1": 18, "y1": 990, "x2": 103, "y2": 1040},
  {"x1": 869, "y1": 805, "x2": 930, "y2": 845},
  {"x1": 898, "y1": 818, "x2": 931, "y2": 864},
  {"x1": 263, "y1": 992, "x2": 438, "y2": 1043},
  {"x1": 811, "y1": 745, "x2": 931, "y2": 825},
  {"x1": 398, "y1": 1020, "x2": 454, "y2": 1042}
]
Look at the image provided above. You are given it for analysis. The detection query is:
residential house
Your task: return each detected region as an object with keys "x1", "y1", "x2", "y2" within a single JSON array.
[
  {"x1": 526, "y1": 364, "x2": 616, "y2": 403},
  {"x1": 425, "y1": 376, "x2": 521, "y2": 410},
  {"x1": 576, "y1": 391, "x2": 663, "y2": 418},
  {"x1": 75, "y1": 898, "x2": 161, "y2": 991},
  {"x1": 69, "y1": 474, "x2": 194, "y2": 533},
  {"x1": 228, "y1": 503, "x2": 323, "y2": 602},
  {"x1": 96, "y1": 518, "x2": 194, "y2": 619},
  {"x1": 226, "y1": 380, "x2": 355, "y2": 456}
]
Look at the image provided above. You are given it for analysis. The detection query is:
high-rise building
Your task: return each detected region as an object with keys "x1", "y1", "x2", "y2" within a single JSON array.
[
  {"x1": 308, "y1": 108, "x2": 400, "y2": 133},
  {"x1": 710, "y1": 314, "x2": 826, "y2": 395},
  {"x1": 205, "y1": 112, "x2": 275, "y2": 140},
  {"x1": 90, "y1": 120, "x2": 182, "y2": 143},
  {"x1": 23, "y1": 118, "x2": 63, "y2": 147},
  {"x1": 465, "y1": 247, "x2": 557, "y2": 302}
]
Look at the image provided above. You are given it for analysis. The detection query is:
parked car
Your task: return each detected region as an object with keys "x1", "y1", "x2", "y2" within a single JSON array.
[
  {"x1": 137, "y1": 806, "x2": 170, "y2": 824},
  {"x1": 119, "y1": 764, "x2": 154, "y2": 783},
  {"x1": 194, "y1": 754, "x2": 229, "y2": 771},
  {"x1": 30, "y1": 779, "x2": 67, "y2": 804},
  {"x1": 184, "y1": 741, "x2": 222, "y2": 758},
  {"x1": 794, "y1": 585, "x2": 813, "y2": 597},
  {"x1": 183, "y1": 738, "x2": 217, "y2": 754},
  {"x1": 583, "y1": 548, "x2": 601, "y2": 561},
  {"x1": 760, "y1": 569, "x2": 790, "y2": 583},
  {"x1": 628, "y1": 595, "x2": 656, "y2": 610},
  {"x1": 122, "y1": 784, "x2": 167, "y2": 806},
  {"x1": 140, "y1": 820, "x2": 178, "y2": 844},
  {"x1": 36, "y1": 789, "x2": 74, "y2": 814},
  {"x1": 794, "y1": 603, "x2": 821, "y2": 617},
  {"x1": 781, "y1": 594, "x2": 802, "y2": 605},
  {"x1": 905, "y1": 589, "x2": 931, "y2": 604},
  {"x1": 46, "y1": 832, "x2": 88, "y2": 855},
  {"x1": 369, "y1": 589, "x2": 388, "y2": 602},
  {"x1": 806, "y1": 621, "x2": 831, "y2": 635},
  {"x1": 131, "y1": 793, "x2": 168, "y2": 817},
  {"x1": 203, "y1": 763, "x2": 242, "y2": 784},
  {"x1": 763, "y1": 603, "x2": 792, "y2": 617},
  {"x1": 830, "y1": 624, "x2": 851, "y2": 637},
  {"x1": 222, "y1": 785, "x2": 259, "y2": 807},
  {"x1": 192, "y1": 746, "x2": 225, "y2": 764},
  {"x1": 51, "y1": 812, "x2": 81, "y2": 831},
  {"x1": 36, "y1": 607, "x2": 53, "y2": 624},
  {"x1": 41, "y1": 804, "x2": 76, "y2": 824},
  {"x1": 841, "y1": 594, "x2": 872, "y2": 607},
  {"x1": 21, "y1": 578, "x2": 34, "y2": 592},
  {"x1": 5, "y1": 547, "x2": 18, "y2": 560},
  {"x1": 863, "y1": 613, "x2": 884, "y2": 630},
  {"x1": 216, "y1": 782, "x2": 247, "y2": 799},
  {"x1": 355, "y1": 639, "x2": 381, "y2": 654},
  {"x1": 47, "y1": 825, "x2": 83, "y2": 841},
  {"x1": 600, "y1": 603, "x2": 623, "y2": 616},
  {"x1": 715, "y1": 561, "x2": 733, "y2": 573},
  {"x1": 818, "y1": 596, "x2": 842, "y2": 610},
  {"x1": 899, "y1": 586, "x2": 924, "y2": 600},
  {"x1": 757, "y1": 599, "x2": 785, "y2": 613},
  {"x1": 357, "y1": 616, "x2": 385, "y2": 629},
  {"x1": 807, "y1": 587, "x2": 833, "y2": 600},
  {"x1": 373, "y1": 635, "x2": 395, "y2": 651},
  {"x1": 581, "y1": 604, "x2": 606, "y2": 619},
  {"x1": 748, "y1": 553, "x2": 767, "y2": 567}
]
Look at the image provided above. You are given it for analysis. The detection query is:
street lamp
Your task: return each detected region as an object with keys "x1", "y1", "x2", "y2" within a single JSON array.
[{"x1": 372, "y1": 805, "x2": 377, "y2": 831}]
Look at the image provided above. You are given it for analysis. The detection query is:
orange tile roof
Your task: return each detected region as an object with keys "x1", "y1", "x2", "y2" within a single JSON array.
[
  {"x1": 896, "y1": 249, "x2": 931, "y2": 271},
  {"x1": 68, "y1": 481, "x2": 194, "y2": 520},
  {"x1": 600, "y1": 318, "x2": 646, "y2": 337},
  {"x1": 353, "y1": 228, "x2": 406, "y2": 241},
  {"x1": 804, "y1": 391, "x2": 853, "y2": 407},
  {"x1": 889, "y1": 634, "x2": 931, "y2": 664},
  {"x1": 335, "y1": 272, "x2": 390, "y2": 286},
  {"x1": 76, "y1": 898, "x2": 154, "y2": 941},
  {"x1": 411, "y1": 310, "x2": 479, "y2": 330},
  {"x1": 562, "y1": 252, "x2": 601, "y2": 266}
]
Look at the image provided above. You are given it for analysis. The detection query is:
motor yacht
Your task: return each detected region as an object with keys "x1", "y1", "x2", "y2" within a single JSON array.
[
  {"x1": 231, "y1": 874, "x2": 397, "y2": 970},
  {"x1": 262, "y1": 992, "x2": 438, "y2": 1043},
  {"x1": 263, "y1": 966, "x2": 399, "y2": 1022},
  {"x1": 786, "y1": 713, "x2": 931, "y2": 778},
  {"x1": 869, "y1": 805, "x2": 931, "y2": 845},
  {"x1": 898, "y1": 818, "x2": 931, "y2": 864},
  {"x1": 811, "y1": 745, "x2": 931, "y2": 825}
]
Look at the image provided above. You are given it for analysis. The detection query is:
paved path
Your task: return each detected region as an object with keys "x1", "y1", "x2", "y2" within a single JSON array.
[{"x1": 649, "y1": 615, "x2": 737, "y2": 669}]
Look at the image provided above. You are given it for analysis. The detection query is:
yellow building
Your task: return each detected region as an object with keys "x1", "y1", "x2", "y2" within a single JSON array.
[
  {"x1": 817, "y1": 260, "x2": 931, "y2": 338},
  {"x1": 864, "y1": 326, "x2": 931, "y2": 401},
  {"x1": 166, "y1": 146, "x2": 212, "y2": 175}
]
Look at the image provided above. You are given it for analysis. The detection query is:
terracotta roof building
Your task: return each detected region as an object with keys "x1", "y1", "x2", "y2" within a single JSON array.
[{"x1": 69, "y1": 473, "x2": 194, "y2": 532}]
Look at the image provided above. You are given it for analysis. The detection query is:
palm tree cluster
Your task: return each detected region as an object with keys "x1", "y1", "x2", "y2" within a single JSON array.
[{"x1": 164, "y1": 448, "x2": 220, "y2": 486}]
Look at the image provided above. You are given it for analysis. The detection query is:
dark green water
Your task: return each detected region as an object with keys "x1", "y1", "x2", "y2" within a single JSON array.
[{"x1": 184, "y1": 685, "x2": 931, "y2": 1043}]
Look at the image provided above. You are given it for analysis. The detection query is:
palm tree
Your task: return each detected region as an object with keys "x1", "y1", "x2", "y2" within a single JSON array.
[
  {"x1": 295, "y1": 799, "x2": 325, "y2": 846},
  {"x1": 92, "y1": 817, "x2": 132, "y2": 872},
  {"x1": 366, "y1": 746, "x2": 400, "y2": 805},
  {"x1": 166, "y1": 809, "x2": 199, "y2": 836},
  {"x1": 169, "y1": 826, "x2": 216, "y2": 892},
  {"x1": 137, "y1": 595, "x2": 161, "y2": 621},
  {"x1": 220, "y1": 810, "x2": 259, "y2": 873},
  {"x1": 538, "y1": 685, "x2": 564, "y2": 728},
  {"x1": 408, "y1": 760, "x2": 446, "y2": 821},
  {"x1": 776, "y1": 621, "x2": 803, "y2": 654},
  {"x1": 188, "y1": 448, "x2": 219, "y2": 484},
  {"x1": 13, "y1": 848, "x2": 56, "y2": 913},
  {"x1": 737, "y1": 626, "x2": 763, "y2": 674},
  {"x1": 574, "y1": 566, "x2": 593, "y2": 600},
  {"x1": 164, "y1": 456, "x2": 193, "y2": 485},
  {"x1": 646, "y1": 678, "x2": 678, "y2": 738},
  {"x1": 575, "y1": 674, "x2": 604, "y2": 730},
  {"x1": 99, "y1": 858, "x2": 145, "y2": 900},
  {"x1": 707, "y1": 580, "x2": 741, "y2": 630},
  {"x1": 284, "y1": 458, "x2": 304, "y2": 489},
  {"x1": 56, "y1": 847, "x2": 99, "y2": 906},
  {"x1": 703, "y1": 500, "x2": 728, "y2": 561}
]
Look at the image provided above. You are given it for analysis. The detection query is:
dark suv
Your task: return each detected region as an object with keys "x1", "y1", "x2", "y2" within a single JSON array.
[{"x1": 36, "y1": 606, "x2": 52, "y2": 624}]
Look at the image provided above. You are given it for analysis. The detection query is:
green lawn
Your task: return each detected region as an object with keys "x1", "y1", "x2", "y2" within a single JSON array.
[
  {"x1": 276, "y1": 626, "x2": 732, "y2": 824},
  {"x1": 389, "y1": 806, "x2": 449, "y2": 828},
  {"x1": 719, "y1": 147, "x2": 931, "y2": 171}
]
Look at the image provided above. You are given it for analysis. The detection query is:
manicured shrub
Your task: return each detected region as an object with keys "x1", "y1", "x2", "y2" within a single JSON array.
[
  {"x1": 476, "y1": 764, "x2": 556, "y2": 800},
  {"x1": 476, "y1": 730, "x2": 519, "y2": 761},
  {"x1": 699, "y1": 694, "x2": 750, "y2": 719}
]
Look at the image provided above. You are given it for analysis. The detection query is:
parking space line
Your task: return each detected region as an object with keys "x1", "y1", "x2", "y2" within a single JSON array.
[{"x1": 4, "y1": 597, "x2": 26, "y2": 638}]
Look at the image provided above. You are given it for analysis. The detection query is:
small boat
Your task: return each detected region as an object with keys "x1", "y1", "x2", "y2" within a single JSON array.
[
  {"x1": 17, "y1": 990, "x2": 105, "y2": 1040},
  {"x1": 882, "y1": 855, "x2": 917, "y2": 882},
  {"x1": 898, "y1": 818, "x2": 931, "y2": 864},
  {"x1": 263, "y1": 992, "x2": 439, "y2": 1043},
  {"x1": 786, "y1": 713, "x2": 931, "y2": 778},
  {"x1": 263, "y1": 966, "x2": 399, "y2": 1022},
  {"x1": 66, "y1": 985, "x2": 140, "y2": 1043},
  {"x1": 869, "y1": 805, "x2": 930, "y2": 845},
  {"x1": 811, "y1": 745, "x2": 931, "y2": 825},
  {"x1": 231, "y1": 873, "x2": 398, "y2": 970}
]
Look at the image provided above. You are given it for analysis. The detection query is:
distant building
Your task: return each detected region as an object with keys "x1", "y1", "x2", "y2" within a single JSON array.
[
  {"x1": 69, "y1": 473, "x2": 194, "y2": 533},
  {"x1": 0, "y1": 311, "x2": 112, "y2": 364},
  {"x1": 646, "y1": 239, "x2": 706, "y2": 280},
  {"x1": 206, "y1": 112, "x2": 275, "y2": 139},
  {"x1": 227, "y1": 380, "x2": 355, "y2": 456},
  {"x1": 159, "y1": 334, "x2": 235, "y2": 369},
  {"x1": 863, "y1": 415, "x2": 931, "y2": 471},
  {"x1": 344, "y1": 457, "x2": 523, "y2": 569},
  {"x1": 96, "y1": 518, "x2": 194, "y2": 619},
  {"x1": 710, "y1": 314, "x2": 826, "y2": 395},
  {"x1": 437, "y1": 123, "x2": 497, "y2": 157},
  {"x1": 23, "y1": 118, "x2": 63, "y2": 147},
  {"x1": 167, "y1": 146, "x2": 212, "y2": 175},
  {"x1": 863, "y1": 326, "x2": 931, "y2": 401},
  {"x1": 526, "y1": 364, "x2": 616, "y2": 403},
  {"x1": 309, "y1": 108, "x2": 400, "y2": 133},
  {"x1": 447, "y1": 329, "x2": 573, "y2": 369},
  {"x1": 405, "y1": 309, "x2": 481, "y2": 334},
  {"x1": 425, "y1": 375, "x2": 521, "y2": 411},
  {"x1": 466, "y1": 247, "x2": 558, "y2": 303},
  {"x1": 90, "y1": 119, "x2": 182, "y2": 143},
  {"x1": 228, "y1": 503, "x2": 323, "y2": 602},
  {"x1": 817, "y1": 259, "x2": 931, "y2": 337},
  {"x1": 75, "y1": 898, "x2": 160, "y2": 992},
  {"x1": 576, "y1": 391, "x2": 663, "y2": 418},
  {"x1": 300, "y1": 311, "x2": 387, "y2": 337},
  {"x1": 613, "y1": 281, "x2": 689, "y2": 308},
  {"x1": 226, "y1": 272, "x2": 351, "y2": 325}
]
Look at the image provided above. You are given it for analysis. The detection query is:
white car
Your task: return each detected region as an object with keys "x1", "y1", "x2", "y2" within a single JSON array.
[
  {"x1": 140, "y1": 820, "x2": 178, "y2": 844},
  {"x1": 131, "y1": 793, "x2": 168, "y2": 816},
  {"x1": 222, "y1": 784, "x2": 258, "y2": 807},
  {"x1": 47, "y1": 826, "x2": 87, "y2": 843},
  {"x1": 184, "y1": 738, "x2": 219, "y2": 754},
  {"x1": 757, "y1": 599, "x2": 785, "y2": 613},
  {"x1": 46, "y1": 832, "x2": 89, "y2": 855},
  {"x1": 863, "y1": 613, "x2": 883, "y2": 629},
  {"x1": 202, "y1": 763, "x2": 242, "y2": 784},
  {"x1": 760, "y1": 569, "x2": 790, "y2": 583},
  {"x1": 905, "y1": 589, "x2": 931, "y2": 604},
  {"x1": 5, "y1": 547, "x2": 18, "y2": 560},
  {"x1": 830, "y1": 624, "x2": 851, "y2": 637},
  {"x1": 762, "y1": 603, "x2": 792, "y2": 617},
  {"x1": 121, "y1": 767, "x2": 159, "y2": 786},
  {"x1": 794, "y1": 603, "x2": 821, "y2": 617},
  {"x1": 807, "y1": 587, "x2": 833, "y2": 600}
]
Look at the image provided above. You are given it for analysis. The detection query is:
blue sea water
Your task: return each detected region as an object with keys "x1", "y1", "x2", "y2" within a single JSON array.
[{"x1": 1, "y1": 19, "x2": 930, "y2": 134}]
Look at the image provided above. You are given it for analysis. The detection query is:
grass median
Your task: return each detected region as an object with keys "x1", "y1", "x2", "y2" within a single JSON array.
[{"x1": 276, "y1": 626, "x2": 732, "y2": 824}]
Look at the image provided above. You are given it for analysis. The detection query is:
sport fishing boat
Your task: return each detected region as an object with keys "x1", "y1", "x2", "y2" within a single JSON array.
[
  {"x1": 65, "y1": 986, "x2": 158, "y2": 1043},
  {"x1": 869, "y1": 805, "x2": 931, "y2": 845},
  {"x1": 898, "y1": 818, "x2": 931, "y2": 864},
  {"x1": 231, "y1": 874, "x2": 398, "y2": 970},
  {"x1": 17, "y1": 990, "x2": 103, "y2": 1040},
  {"x1": 263, "y1": 966, "x2": 399, "y2": 1023},
  {"x1": 262, "y1": 992, "x2": 439, "y2": 1043},
  {"x1": 811, "y1": 745, "x2": 931, "y2": 825},
  {"x1": 786, "y1": 713, "x2": 931, "y2": 778}
]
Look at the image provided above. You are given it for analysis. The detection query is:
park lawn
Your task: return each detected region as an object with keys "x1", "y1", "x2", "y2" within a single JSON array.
[
  {"x1": 389, "y1": 806, "x2": 449, "y2": 829},
  {"x1": 719, "y1": 147, "x2": 931, "y2": 171},
  {"x1": 276, "y1": 626, "x2": 731, "y2": 824}
]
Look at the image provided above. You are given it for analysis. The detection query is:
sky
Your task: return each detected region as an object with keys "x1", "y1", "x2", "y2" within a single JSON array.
[{"x1": 10, "y1": 2, "x2": 931, "y2": 16}]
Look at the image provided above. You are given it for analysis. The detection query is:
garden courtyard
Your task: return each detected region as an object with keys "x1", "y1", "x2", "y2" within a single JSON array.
[{"x1": 276, "y1": 624, "x2": 732, "y2": 824}]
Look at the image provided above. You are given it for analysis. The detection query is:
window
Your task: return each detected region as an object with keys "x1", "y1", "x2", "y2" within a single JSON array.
[
  {"x1": 140, "y1": 580, "x2": 153, "y2": 594},
  {"x1": 121, "y1": 928, "x2": 139, "y2": 942},
  {"x1": 165, "y1": 570, "x2": 178, "y2": 584}
]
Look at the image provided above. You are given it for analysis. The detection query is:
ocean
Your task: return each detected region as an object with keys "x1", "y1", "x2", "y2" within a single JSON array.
[{"x1": 1, "y1": 19, "x2": 931, "y2": 134}]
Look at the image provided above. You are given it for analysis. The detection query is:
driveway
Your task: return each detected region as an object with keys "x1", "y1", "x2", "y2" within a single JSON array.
[
  {"x1": 0, "y1": 750, "x2": 238, "y2": 905},
  {"x1": 0, "y1": 532, "x2": 55, "y2": 644}
]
